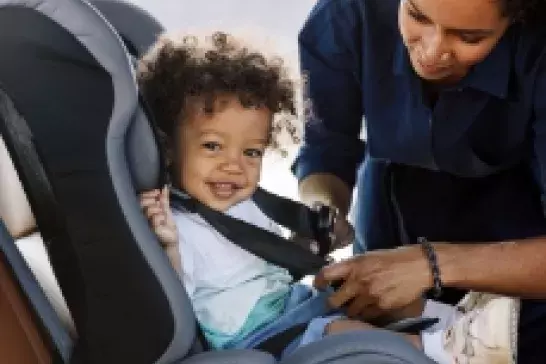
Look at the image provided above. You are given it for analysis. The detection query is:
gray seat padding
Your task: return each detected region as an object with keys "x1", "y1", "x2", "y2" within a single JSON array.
[{"x1": 279, "y1": 331, "x2": 436, "y2": 364}]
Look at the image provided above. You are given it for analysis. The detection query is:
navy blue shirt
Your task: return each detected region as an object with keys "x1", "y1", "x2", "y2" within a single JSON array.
[
  {"x1": 294, "y1": 0, "x2": 546, "y2": 190},
  {"x1": 293, "y1": 0, "x2": 546, "y2": 355}
]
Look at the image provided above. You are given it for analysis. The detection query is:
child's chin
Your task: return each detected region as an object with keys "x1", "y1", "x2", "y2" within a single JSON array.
[
  {"x1": 204, "y1": 196, "x2": 246, "y2": 212},
  {"x1": 198, "y1": 187, "x2": 255, "y2": 212}
]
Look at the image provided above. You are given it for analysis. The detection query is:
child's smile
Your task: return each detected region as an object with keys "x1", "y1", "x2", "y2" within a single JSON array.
[{"x1": 176, "y1": 96, "x2": 272, "y2": 211}]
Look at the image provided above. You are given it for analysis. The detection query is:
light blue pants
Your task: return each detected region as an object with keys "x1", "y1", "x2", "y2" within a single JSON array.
[{"x1": 231, "y1": 284, "x2": 344, "y2": 358}]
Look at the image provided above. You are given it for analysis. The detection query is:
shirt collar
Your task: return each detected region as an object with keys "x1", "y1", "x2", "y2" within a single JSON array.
[{"x1": 392, "y1": 28, "x2": 514, "y2": 99}]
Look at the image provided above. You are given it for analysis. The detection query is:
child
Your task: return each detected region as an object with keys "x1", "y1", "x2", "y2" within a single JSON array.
[
  {"x1": 137, "y1": 31, "x2": 373, "y2": 356},
  {"x1": 137, "y1": 31, "x2": 518, "y2": 363}
]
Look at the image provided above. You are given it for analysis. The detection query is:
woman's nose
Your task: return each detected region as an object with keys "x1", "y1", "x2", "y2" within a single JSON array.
[{"x1": 420, "y1": 28, "x2": 447, "y2": 63}]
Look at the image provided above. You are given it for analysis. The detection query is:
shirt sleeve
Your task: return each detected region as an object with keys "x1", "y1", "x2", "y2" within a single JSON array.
[
  {"x1": 531, "y1": 55, "x2": 546, "y2": 211},
  {"x1": 292, "y1": 0, "x2": 366, "y2": 189}
]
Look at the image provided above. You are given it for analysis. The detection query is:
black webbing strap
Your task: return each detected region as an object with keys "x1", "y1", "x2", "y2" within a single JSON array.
[
  {"x1": 170, "y1": 188, "x2": 329, "y2": 280},
  {"x1": 0, "y1": 87, "x2": 85, "y2": 334},
  {"x1": 253, "y1": 187, "x2": 334, "y2": 257},
  {"x1": 255, "y1": 322, "x2": 309, "y2": 358},
  {"x1": 0, "y1": 87, "x2": 61, "y2": 242},
  {"x1": 252, "y1": 188, "x2": 317, "y2": 239}
]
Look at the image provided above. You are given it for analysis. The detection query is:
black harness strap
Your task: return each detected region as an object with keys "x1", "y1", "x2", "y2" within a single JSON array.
[
  {"x1": 252, "y1": 188, "x2": 317, "y2": 239},
  {"x1": 254, "y1": 322, "x2": 309, "y2": 358},
  {"x1": 170, "y1": 188, "x2": 329, "y2": 280},
  {"x1": 253, "y1": 187, "x2": 335, "y2": 257},
  {"x1": 0, "y1": 87, "x2": 86, "y2": 344}
]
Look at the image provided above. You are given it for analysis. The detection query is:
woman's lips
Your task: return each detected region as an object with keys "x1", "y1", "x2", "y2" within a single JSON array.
[{"x1": 417, "y1": 59, "x2": 450, "y2": 75}]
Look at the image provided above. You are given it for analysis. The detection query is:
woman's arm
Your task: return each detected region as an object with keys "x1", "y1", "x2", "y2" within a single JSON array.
[
  {"x1": 314, "y1": 238, "x2": 546, "y2": 319},
  {"x1": 294, "y1": 0, "x2": 366, "y2": 212},
  {"x1": 439, "y1": 51, "x2": 546, "y2": 296},
  {"x1": 436, "y1": 237, "x2": 546, "y2": 298}
]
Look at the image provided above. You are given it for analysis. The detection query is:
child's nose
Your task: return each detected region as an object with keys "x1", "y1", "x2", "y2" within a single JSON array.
[{"x1": 220, "y1": 152, "x2": 244, "y2": 174}]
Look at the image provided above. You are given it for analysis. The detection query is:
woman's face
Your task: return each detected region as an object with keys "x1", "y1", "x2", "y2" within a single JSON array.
[{"x1": 399, "y1": 0, "x2": 511, "y2": 83}]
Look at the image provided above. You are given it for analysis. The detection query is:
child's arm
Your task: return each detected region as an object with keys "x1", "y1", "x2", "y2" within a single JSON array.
[{"x1": 140, "y1": 187, "x2": 182, "y2": 274}]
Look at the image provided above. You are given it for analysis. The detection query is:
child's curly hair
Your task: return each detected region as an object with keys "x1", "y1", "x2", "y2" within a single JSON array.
[{"x1": 137, "y1": 31, "x2": 300, "y2": 154}]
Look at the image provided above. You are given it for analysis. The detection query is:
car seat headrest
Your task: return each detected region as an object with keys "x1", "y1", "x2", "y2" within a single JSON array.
[
  {"x1": 89, "y1": 0, "x2": 163, "y2": 57},
  {"x1": 127, "y1": 106, "x2": 162, "y2": 192},
  {"x1": 86, "y1": 0, "x2": 165, "y2": 192},
  {"x1": 0, "y1": 136, "x2": 36, "y2": 238}
]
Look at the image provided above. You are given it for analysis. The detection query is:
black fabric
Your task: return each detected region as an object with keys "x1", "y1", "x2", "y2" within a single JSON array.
[
  {"x1": 391, "y1": 162, "x2": 546, "y2": 244},
  {"x1": 384, "y1": 317, "x2": 439, "y2": 334},
  {"x1": 170, "y1": 189, "x2": 329, "y2": 280},
  {"x1": 0, "y1": 7, "x2": 174, "y2": 364},
  {"x1": 252, "y1": 188, "x2": 318, "y2": 240},
  {"x1": 0, "y1": 87, "x2": 82, "y2": 362},
  {"x1": 390, "y1": 162, "x2": 546, "y2": 305},
  {"x1": 253, "y1": 188, "x2": 334, "y2": 257},
  {"x1": 255, "y1": 323, "x2": 309, "y2": 359}
]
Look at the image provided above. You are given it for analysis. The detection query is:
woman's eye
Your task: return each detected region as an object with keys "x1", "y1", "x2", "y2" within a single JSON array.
[
  {"x1": 407, "y1": 9, "x2": 429, "y2": 24},
  {"x1": 202, "y1": 141, "x2": 221, "y2": 151},
  {"x1": 243, "y1": 148, "x2": 264, "y2": 158},
  {"x1": 459, "y1": 35, "x2": 484, "y2": 45}
]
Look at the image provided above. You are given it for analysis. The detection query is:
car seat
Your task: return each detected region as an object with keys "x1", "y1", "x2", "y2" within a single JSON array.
[{"x1": 0, "y1": 0, "x2": 436, "y2": 363}]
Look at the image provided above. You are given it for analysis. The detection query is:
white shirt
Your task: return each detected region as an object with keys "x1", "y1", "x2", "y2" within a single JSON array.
[{"x1": 172, "y1": 199, "x2": 293, "y2": 348}]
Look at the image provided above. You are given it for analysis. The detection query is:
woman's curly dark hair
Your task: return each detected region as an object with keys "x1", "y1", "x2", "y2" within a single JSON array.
[
  {"x1": 501, "y1": 0, "x2": 546, "y2": 26},
  {"x1": 137, "y1": 31, "x2": 300, "y2": 154}
]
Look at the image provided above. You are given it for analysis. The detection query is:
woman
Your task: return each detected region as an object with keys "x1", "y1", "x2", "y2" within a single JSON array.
[{"x1": 294, "y1": 0, "x2": 546, "y2": 362}]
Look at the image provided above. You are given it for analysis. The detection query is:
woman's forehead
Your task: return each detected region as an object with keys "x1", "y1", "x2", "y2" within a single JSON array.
[{"x1": 406, "y1": 0, "x2": 506, "y2": 30}]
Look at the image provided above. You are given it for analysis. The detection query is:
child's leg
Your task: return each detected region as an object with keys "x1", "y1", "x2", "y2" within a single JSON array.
[
  {"x1": 324, "y1": 318, "x2": 375, "y2": 334},
  {"x1": 325, "y1": 319, "x2": 424, "y2": 350},
  {"x1": 318, "y1": 292, "x2": 519, "y2": 364},
  {"x1": 284, "y1": 315, "x2": 424, "y2": 359}
]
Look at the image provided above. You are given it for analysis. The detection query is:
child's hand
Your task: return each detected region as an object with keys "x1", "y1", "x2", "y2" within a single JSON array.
[{"x1": 140, "y1": 186, "x2": 178, "y2": 248}]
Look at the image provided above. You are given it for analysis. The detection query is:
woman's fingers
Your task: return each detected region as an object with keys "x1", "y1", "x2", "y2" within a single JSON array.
[
  {"x1": 314, "y1": 259, "x2": 354, "y2": 288},
  {"x1": 327, "y1": 278, "x2": 361, "y2": 308},
  {"x1": 346, "y1": 288, "x2": 375, "y2": 317}
]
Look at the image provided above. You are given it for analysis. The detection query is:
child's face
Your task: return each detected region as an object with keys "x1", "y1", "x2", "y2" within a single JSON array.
[{"x1": 176, "y1": 97, "x2": 271, "y2": 212}]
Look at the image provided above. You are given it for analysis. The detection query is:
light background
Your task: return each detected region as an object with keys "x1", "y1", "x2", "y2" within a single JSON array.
[{"x1": 128, "y1": 0, "x2": 319, "y2": 200}]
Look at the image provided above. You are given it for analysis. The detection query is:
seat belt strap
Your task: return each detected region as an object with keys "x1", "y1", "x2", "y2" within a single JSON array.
[{"x1": 170, "y1": 188, "x2": 329, "y2": 280}]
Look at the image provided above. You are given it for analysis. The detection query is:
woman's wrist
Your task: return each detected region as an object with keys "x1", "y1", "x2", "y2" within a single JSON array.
[
  {"x1": 418, "y1": 237, "x2": 443, "y2": 298},
  {"x1": 431, "y1": 242, "x2": 485, "y2": 289}
]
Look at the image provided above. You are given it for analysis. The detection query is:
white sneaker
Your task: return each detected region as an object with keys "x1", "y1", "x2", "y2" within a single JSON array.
[{"x1": 442, "y1": 292, "x2": 519, "y2": 364}]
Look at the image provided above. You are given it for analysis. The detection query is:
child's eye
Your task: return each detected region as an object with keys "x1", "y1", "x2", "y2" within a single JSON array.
[
  {"x1": 243, "y1": 148, "x2": 264, "y2": 158},
  {"x1": 202, "y1": 141, "x2": 221, "y2": 151}
]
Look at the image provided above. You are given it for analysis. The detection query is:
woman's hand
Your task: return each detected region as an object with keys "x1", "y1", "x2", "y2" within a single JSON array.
[{"x1": 314, "y1": 245, "x2": 433, "y2": 320}]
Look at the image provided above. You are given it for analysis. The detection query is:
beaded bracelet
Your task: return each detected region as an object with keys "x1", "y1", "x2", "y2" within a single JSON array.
[{"x1": 417, "y1": 237, "x2": 442, "y2": 299}]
